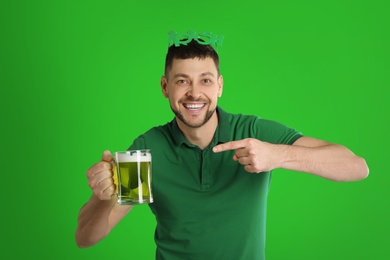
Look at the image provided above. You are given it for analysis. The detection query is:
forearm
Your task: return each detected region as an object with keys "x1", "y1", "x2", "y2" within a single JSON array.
[
  {"x1": 278, "y1": 143, "x2": 369, "y2": 182},
  {"x1": 75, "y1": 195, "x2": 117, "y2": 248}
]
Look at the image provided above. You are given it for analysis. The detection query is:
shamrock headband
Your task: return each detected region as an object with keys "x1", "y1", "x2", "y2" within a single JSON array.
[{"x1": 168, "y1": 30, "x2": 224, "y2": 49}]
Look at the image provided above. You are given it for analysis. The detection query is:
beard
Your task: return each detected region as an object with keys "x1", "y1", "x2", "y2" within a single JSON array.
[{"x1": 171, "y1": 102, "x2": 216, "y2": 128}]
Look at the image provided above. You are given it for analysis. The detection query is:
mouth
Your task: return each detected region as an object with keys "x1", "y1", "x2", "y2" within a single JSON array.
[{"x1": 183, "y1": 103, "x2": 206, "y2": 111}]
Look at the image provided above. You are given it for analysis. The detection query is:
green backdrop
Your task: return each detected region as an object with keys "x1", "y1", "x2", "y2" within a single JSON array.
[{"x1": 2, "y1": 0, "x2": 389, "y2": 259}]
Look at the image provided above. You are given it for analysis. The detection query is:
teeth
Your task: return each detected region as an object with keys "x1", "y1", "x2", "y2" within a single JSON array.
[{"x1": 184, "y1": 104, "x2": 205, "y2": 110}]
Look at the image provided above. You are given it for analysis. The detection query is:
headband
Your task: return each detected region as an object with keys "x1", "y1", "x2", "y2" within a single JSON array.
[{"x1": 168, "y1": 30, "x2": 224, "y2": 48}]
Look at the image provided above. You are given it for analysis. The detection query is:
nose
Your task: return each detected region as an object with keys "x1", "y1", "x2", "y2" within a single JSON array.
[{"x1": 186, "y1": 84, "x2": 202, "y2": 99}]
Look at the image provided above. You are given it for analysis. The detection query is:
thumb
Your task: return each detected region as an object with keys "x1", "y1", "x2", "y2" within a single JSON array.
[{"x1": 102, "y1": 150, "x2": 113, "y2": 162}]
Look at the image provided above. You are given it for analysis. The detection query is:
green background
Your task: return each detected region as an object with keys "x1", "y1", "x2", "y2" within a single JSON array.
[{"x1": 2, "y1": 0, "x2": 389, "y2": 259}]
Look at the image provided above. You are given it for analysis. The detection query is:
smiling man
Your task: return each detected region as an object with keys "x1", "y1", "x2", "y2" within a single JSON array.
[
  {"x1": 75, "y1": 32, "x2": 369, "y2": 260},
  {"x1": 161, "y1": 50, "x2": 223, "y2": 149}
]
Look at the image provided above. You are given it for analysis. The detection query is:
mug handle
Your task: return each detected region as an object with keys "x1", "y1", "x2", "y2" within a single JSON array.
[{"x1": 111, "y1": 160, "x2": 119, "y2": 195}]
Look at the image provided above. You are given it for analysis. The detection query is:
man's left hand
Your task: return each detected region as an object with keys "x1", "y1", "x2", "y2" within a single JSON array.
[{"x1": 213, "y1": 138, "x2": 281, "y2": 173}]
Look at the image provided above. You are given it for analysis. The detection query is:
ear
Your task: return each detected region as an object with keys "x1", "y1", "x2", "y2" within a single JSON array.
[
  {"x1": 217, "y1": 75, "x2": 223, "y2": 98},
  {"x1": 161, "y1": 76, "x2": 169, "y2": 98}
]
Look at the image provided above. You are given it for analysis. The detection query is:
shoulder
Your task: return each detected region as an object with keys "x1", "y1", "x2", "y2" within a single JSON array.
[
  {"x1": 219, "y1": 107, "x2": 259, "y2": 126},
  {"x1": 220, "y1": 107, "x2": 268, "y2": 131},
  {"x1": 128, "y1": 120, "x2": 175, "y2": 150},
  {"x1": 219, "y1": 107, "x2": 302, "y2": 144}
]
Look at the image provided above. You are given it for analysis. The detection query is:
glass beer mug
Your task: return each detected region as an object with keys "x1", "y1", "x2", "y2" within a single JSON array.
[{"x1": 112, "y1": 150, "x2": 153, "y2": 205}]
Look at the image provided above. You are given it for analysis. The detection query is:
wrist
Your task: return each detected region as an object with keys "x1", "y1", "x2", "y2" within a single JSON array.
[
  {"x1": 90, "y1": 194, "x2": 117, "y2": 208},
  {"x1": 275, "y1": 144, "x2": 295, "y2": 170}
]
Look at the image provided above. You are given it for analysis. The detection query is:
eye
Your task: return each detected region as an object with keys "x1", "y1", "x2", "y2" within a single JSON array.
[
  {"x1": 176, "y1": 79, "x2": 188, "y2": 85},
  {"x1": 202, "y1": 78, "x2": 212, "y2": 84}
]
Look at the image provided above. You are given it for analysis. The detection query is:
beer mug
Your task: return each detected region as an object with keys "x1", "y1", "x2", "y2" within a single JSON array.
[{"x1": 113, "y1": 150, "x2": 153, "y2": 205}]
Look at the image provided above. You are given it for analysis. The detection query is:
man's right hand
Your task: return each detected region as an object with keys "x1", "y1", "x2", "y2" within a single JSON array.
[{"x1": 86, "y1": 150, "x2": 116, "y2": 200}]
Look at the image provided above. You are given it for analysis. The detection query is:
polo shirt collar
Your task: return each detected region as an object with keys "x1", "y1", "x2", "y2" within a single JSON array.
[
  {"x1": 171, "y1": 118, "x2": 187, "y2": 146},
  {"x1": 215, "y1": 106, "x2": 230, "y2": 143},
  {"x1": 171, "y1": 106, "x2": 231, "y2": 147}
]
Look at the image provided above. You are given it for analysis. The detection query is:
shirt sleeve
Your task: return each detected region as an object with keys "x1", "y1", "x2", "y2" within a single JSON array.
[
  {"x1": 127, "y1": 135, "x2": 147, "y2": 150},
  {"x1": 254, "y1": 118, "x2": 303, "y2": 145}
]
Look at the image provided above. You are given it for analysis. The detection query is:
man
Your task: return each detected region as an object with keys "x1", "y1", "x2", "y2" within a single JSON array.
[{"x1": 75, "y1": 33, "x2": 369, "y2": 260}]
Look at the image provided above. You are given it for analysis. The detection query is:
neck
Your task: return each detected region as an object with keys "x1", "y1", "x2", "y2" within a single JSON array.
[{"x1": 176, "y1": 110, "x2": 219, "y2": 150}]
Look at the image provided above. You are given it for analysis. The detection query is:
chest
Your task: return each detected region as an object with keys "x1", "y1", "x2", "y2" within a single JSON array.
[{"x1": 149, "y1": 147, "x2": 271, "y2": 219}]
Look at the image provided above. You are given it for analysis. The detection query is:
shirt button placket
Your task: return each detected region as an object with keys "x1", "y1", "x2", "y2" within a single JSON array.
[{"x1": 201, "y1": 149, "x2": 210, "y2": 191}]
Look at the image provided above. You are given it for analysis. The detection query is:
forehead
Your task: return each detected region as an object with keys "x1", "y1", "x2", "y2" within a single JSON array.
[{"x1": 170, "y1": 57, "x2": 218, "y2": 76}]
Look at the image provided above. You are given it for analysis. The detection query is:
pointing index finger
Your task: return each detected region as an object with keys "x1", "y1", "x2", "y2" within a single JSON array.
[{"x1": 213, "y1": 140, "x2": 246, "y2": 153}]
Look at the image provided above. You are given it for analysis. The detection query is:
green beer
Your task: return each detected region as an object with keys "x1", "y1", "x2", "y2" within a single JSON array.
[{"x1": 114, "y1": 150, "x2": 153, "y2": 205}]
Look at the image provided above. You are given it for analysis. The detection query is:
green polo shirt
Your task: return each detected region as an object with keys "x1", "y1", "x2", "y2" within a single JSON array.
[{"x1": 128, "y1": 107, "x2": 302, "y2": 260}]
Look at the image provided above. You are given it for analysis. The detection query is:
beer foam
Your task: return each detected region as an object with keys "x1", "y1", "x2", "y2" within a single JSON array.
[{"x1": 116, "y1": 152, "x2": 151, "y2": 162}]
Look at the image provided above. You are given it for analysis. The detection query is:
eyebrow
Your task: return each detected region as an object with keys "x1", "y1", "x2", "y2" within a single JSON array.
[
  {"x1": 173, "y1": 73, "x2": 190, "y2": 79},
  {"x1": 200, "y1": 72, "x2": 215, "y2": 78},
  {"x1": 173, "y1": 72, "x2": 215, "y2": 79}
]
